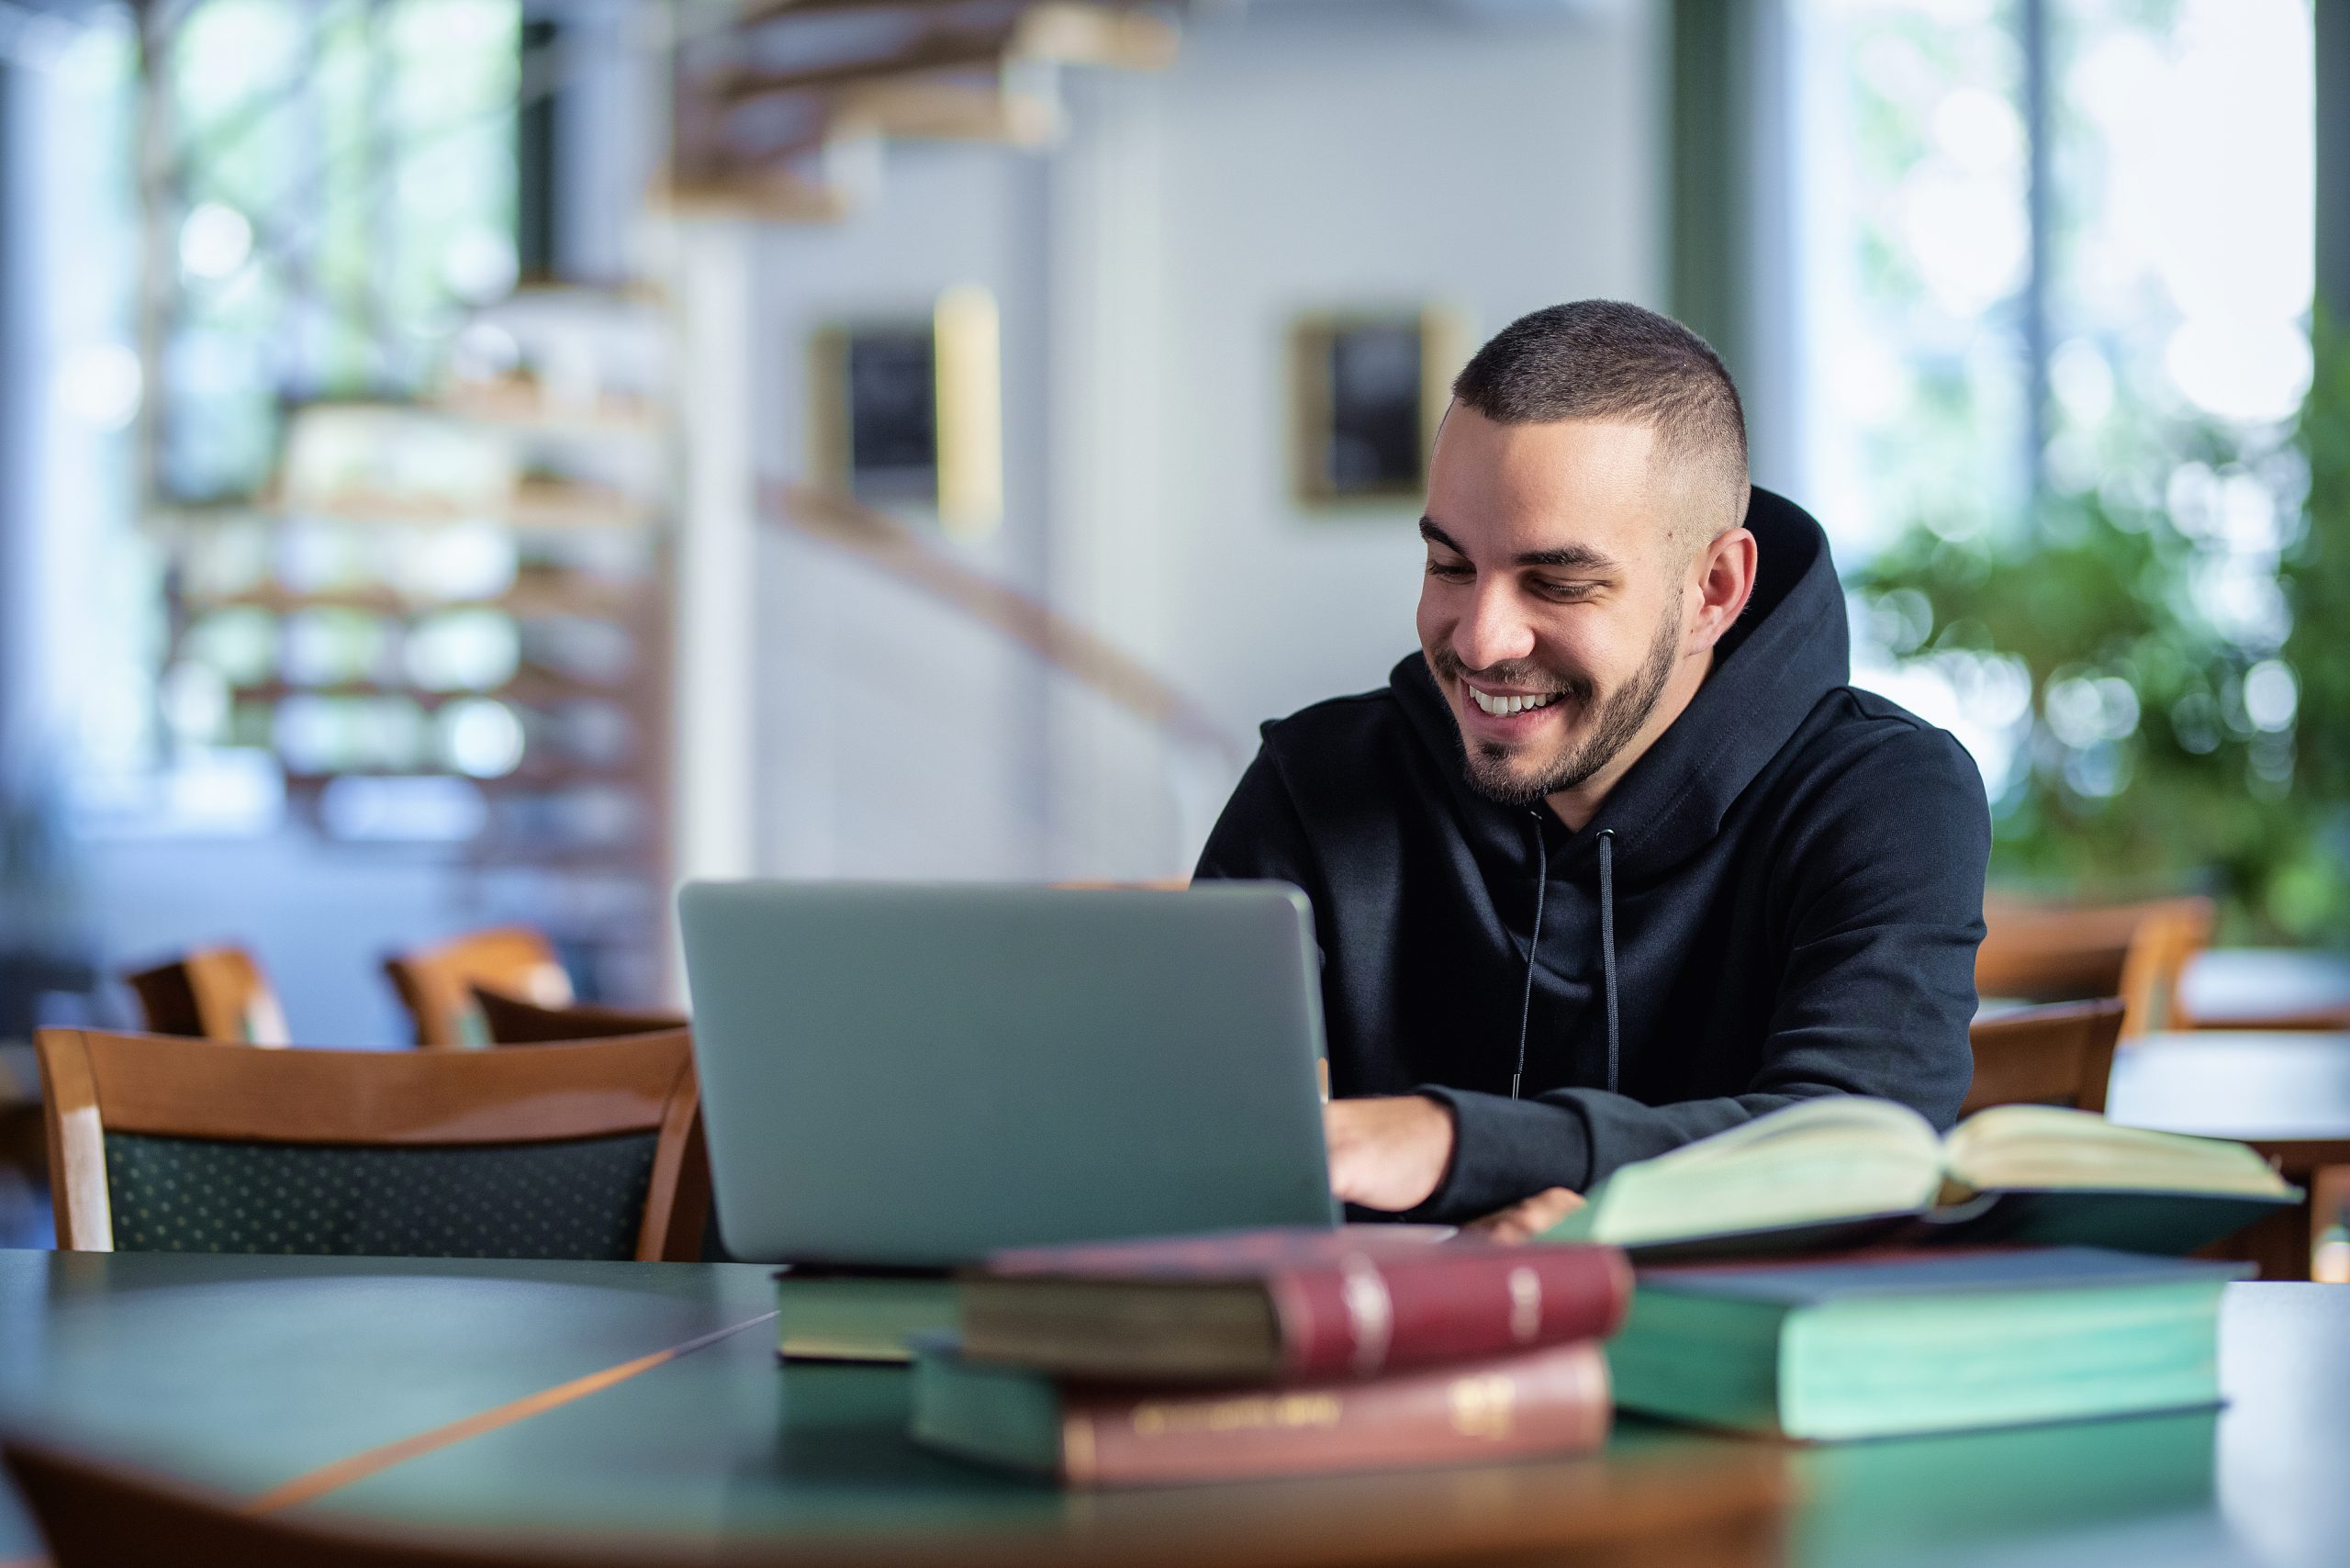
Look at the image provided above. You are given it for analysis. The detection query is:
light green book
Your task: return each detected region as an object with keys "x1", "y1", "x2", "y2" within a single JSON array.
[
  {"x1": 1544, "y1": 1098, "x2": 2293, "y2": 1260},
  {"x1": 1606, "y1": 1248, "x2": 2244, "y2": 1441},
  {"x1": 773, "y1": 1268, "x2": 958, "y2": 1363}
]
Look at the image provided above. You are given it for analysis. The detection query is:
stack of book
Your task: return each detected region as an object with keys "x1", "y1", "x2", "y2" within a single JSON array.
[
  {"x1": 1537, "y1": 1098, "x2": 2290, "y2": 1441},
  {"x1": 785, "y1": 1101, "x2": 2290, "y2": 1464},
  {"x1": 906, "y1": 1227, "x2": 1634, "y2": 1485}
]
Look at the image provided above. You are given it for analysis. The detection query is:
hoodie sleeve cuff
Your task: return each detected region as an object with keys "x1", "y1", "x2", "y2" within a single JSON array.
[{"x1": 1410, "y1": 1086, "x2": 1595, "y2": 1225}]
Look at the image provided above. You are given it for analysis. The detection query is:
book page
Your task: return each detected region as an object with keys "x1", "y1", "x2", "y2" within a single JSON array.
[
  {"x1": 1944, "y1": 1105, "x2": 2293, "y2": 1197},
  {"x1": 1552, "y1": 1097, "x2": 1944, "y2": 1248}
]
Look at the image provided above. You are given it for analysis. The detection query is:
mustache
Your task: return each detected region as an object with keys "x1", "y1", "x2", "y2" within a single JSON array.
[{"x1": 1427, "y1": 646, "x2": 1592, "y2": 703}]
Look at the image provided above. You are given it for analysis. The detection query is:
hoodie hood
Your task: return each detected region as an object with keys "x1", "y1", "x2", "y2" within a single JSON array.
[{"x1": 1389, "y1": 487, "x2": 1848, "y2": 879}]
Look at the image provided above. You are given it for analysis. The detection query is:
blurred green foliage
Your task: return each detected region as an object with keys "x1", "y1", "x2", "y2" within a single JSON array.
[{"x1": 1855, "y1": 325, "x2": 2348, "y2": 942}]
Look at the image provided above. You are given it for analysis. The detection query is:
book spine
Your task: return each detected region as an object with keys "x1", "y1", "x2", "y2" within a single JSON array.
[
  {"x1": 1057, "y1": 1340, "x2": 1609, "y2": 1486},
  {"x1": 1265, "y1": 1248, "x2": 1631, "y2": 1380}
]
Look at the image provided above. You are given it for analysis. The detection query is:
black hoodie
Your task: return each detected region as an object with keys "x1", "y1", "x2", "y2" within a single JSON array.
[{"x1": 1194, "y1": 488, "x2": 1990, "y2": 1224}]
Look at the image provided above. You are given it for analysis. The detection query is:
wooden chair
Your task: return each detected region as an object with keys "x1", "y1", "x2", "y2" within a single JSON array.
[
  {"x1": 121, "y1": 946, "x2": 291, "y2": 1046},
  {"x1": 33, "y1": 1028, "x2": 707, "y2": 1261},
  {"x1": 472, "y1": 985, "x2": 688, "y2": 1046},
  {"x1": 1976, "y1": 895, "x2": 2213, "y2": 1040},
  {"x1": 1, "y1": 1433, "x2": 1790, "y2": 1568},
  {"x1": 1962, "y1": 997, "x2": 2127, "y2": 1117},
  {"x1": 385, "y1": 927, "x2": 573, "y2": 1049},
  {"x1": 2311, "y1": 1164, "x2": 2350, "y2": 1282}
]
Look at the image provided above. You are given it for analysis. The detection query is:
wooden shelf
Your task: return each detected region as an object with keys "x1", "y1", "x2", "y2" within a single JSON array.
[
  {"x1": 223, "y1": 669, "x2": 637, "y2": 706},
  {"x1": 430, "y1": 384, "x2": 666, "y2": 441},
  {"x1": 259, "y1": 481, "x2": 659, "y2": 532},
  {"x1": 176, "y1": 580, "x2": 651, "y2": 619}
]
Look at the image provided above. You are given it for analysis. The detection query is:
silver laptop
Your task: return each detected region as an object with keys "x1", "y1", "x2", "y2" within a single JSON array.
[{"x1": 678, "y1": 880, "x2": 1337, "y2": 1266}]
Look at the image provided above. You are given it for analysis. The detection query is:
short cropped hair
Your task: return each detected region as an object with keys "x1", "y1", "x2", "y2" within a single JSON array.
[{"x1": 1451, "y1": 301, "x2": 1749, "y2": 533}]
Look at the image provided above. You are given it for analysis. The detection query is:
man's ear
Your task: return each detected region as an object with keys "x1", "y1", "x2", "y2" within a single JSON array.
[{"x1": 1689, "y1": 527, "x2": 1758, "y2": 652}]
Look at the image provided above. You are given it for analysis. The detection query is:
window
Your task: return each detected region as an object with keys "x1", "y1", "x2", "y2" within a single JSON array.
[{"x1": 1796, "y1": 0, "x2": 2322, "y2": 924}]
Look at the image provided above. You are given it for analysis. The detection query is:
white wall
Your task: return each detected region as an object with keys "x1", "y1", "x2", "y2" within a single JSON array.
[
  {"x1": 749, "y1": 144, "x2": 1058, "y2": 879},
  {"x1": 741, "y1": 0, "x2": 1665, "y2": 882}
]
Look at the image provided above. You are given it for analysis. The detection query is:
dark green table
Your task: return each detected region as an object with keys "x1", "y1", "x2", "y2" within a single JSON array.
[{"x1": 0, "y1": 1251, "x2": 2342, "y2": 1567}]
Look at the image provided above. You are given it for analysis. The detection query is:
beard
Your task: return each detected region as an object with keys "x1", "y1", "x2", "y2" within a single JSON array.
[{"x1": 1430, "y1": 605, "x2": 1684, "y2": 809}]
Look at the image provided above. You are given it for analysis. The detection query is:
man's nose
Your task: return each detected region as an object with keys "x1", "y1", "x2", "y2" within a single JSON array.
[{"x1": 1453, "y1": 585, "x2": 1536, "y2": 672}]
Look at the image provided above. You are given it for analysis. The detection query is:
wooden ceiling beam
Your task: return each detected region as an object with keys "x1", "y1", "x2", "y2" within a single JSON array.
[
  {"x1": 733, "y1": 0, "x2": 1007, "y2": 20},
  {"x1": 717, "y1": 30, "x2": 1012, "y2": 104},
  {"x1": 715, "y1": 4, "x2": 1176, "y2": 106},
  {"x1": 1009, "y1": 2, "x2": 1178, "y2": 71},
  {"x1": 831, "y1": 77, "x2": 1061, "y2": 148},
  {"x1": 655, "y1": 169, "x2": 856, "y2": 225}
]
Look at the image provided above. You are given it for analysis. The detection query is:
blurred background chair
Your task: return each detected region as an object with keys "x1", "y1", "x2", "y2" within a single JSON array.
[
  {"x1": 1962, "y1": 998, "x2": 2127, "y2": 1117},
  {"x1": 472, "y1": 986, "x2": 687, "y2": 1046},
  {"x1": 386, "y1": 928, "x2": 574, "y2": 1050},
  {"x1": 2311, "y1": 1165, "x2": 2350, "y2": 1283},
  {"x1": 121, "y1": 946, "x2": 291, "y2": 1046},
  {"x1": 34, "y1": 1028, "x2": 706, "y2": 1261},
  {"x1": 1976, "y1": 897, "x2": 2213, "y2": 1041}
]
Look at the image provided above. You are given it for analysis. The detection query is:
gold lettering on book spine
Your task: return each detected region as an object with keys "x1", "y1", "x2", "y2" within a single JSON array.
[
  {"x1": 1129, "y1": 1393, "x2": 1344, "y2": 1438},
  {"x1": 1449, "y1": 1373, "x2": 1516, "y2": 1439},
  {"x1": 1339, "y1": 1254, "x2": 1393, "y2": 1376},
  {"x1": 1507, "y1": 1265, "x2": 1543, "y2": 1343},
  {"x1": 1062, "y1": 1414, "x2": 1096, "y2": 1483}
]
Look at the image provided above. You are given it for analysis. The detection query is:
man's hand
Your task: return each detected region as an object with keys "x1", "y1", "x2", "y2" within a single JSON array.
[
  {"x1": 1463, "y1": 1187, "x2": 1586, "y2": 1245},
  {"x1": 1323, "y1": 1095, "x2": 1456, "y2": 1212}
]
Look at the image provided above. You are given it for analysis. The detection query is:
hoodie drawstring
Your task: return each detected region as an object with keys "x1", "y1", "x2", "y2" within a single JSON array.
[
  {"x1": 1513, "y1": 819, "x2": 1621, "y2": 1099},
  {"x1": 1510, "y1": 815, "x2": 1548, "y2": 1100},
  {"x1": 1598, "y1": 828, "x2": 1620, "y2": 1094}
]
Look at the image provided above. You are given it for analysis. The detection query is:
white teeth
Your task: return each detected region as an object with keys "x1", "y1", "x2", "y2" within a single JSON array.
[{"x1": 1470, "y1": 687, "x2": 1557, "y2": 717}]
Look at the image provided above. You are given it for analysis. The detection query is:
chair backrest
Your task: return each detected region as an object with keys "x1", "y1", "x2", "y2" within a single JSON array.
[
  {"x1": 33, "y1": 1028, "x2": 706, "y2": 1261},
  {"x1": 121, "y1": 947, "x2": 290, "y2": 1046},
  {"x1": 2312, "y1": 1165, "x2": 2350, "y2": 1282},
  {"x1": 1976, "y1": 895, "x2": 2213, "y2": 1039},
  {"x1": 385, "y1": 928, "x2": 574, "y2": 1048},
  {"x1": 1962, "y1": 998, "x2": 2127, "y2": 1117},
  {"x1": 472, "y1": 985, "x2": 688, "y2": 1046}
]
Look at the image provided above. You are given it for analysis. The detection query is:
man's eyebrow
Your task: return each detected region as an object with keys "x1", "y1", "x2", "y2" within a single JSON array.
[
  {"x1": 1513, "y1": 543, "x2": 1617, "y2": 572},
  {"x1": 1417, "y1": 518, "x2": 1617, "y2": 574}
]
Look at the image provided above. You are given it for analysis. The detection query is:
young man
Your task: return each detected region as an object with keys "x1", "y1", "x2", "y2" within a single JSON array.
[{"x1": 1196, "y1": 301, "x2": 1989, "y2": 1231}]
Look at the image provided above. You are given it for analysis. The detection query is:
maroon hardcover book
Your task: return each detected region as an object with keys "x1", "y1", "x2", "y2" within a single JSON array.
[
  {"x1": 915, "y1": 1338, "x2": 1613, "y2": 1486},
  {"x1": 962, "y1": 1226, "x2": 1631, "y2": 1383}
]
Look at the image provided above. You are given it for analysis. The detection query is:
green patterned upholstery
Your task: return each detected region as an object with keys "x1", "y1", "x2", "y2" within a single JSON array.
[{"x1": 104, "y1": 1132, "x2": 658, "y2": 1260}]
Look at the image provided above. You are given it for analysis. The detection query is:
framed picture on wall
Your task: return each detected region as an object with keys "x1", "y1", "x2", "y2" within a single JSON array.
[
  {"x1": 809, "y1": 285, "x2": 1002, "y2": 538},
  {"x1": 1289, "y1": 307, "x2": 1465, "y2": 508}
]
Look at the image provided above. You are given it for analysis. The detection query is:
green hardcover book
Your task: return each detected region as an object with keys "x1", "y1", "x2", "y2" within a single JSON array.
[
  {"x1": 1607, "y1": 1248, "x2": 2245, "y2": 1441},
  {"x1": 774, "y1": 1266, "x2": 958, "y2": 1363}
]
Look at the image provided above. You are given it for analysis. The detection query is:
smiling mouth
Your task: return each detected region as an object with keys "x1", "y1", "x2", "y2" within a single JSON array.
[{"x1": 1465, "y1": 685, "x2": 1562, "y2": 718}]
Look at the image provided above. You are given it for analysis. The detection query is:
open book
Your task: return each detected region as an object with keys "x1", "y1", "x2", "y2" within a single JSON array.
[{"x1": 1541, "y1": 1098, "x2": 2298, "y2": 1260}]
